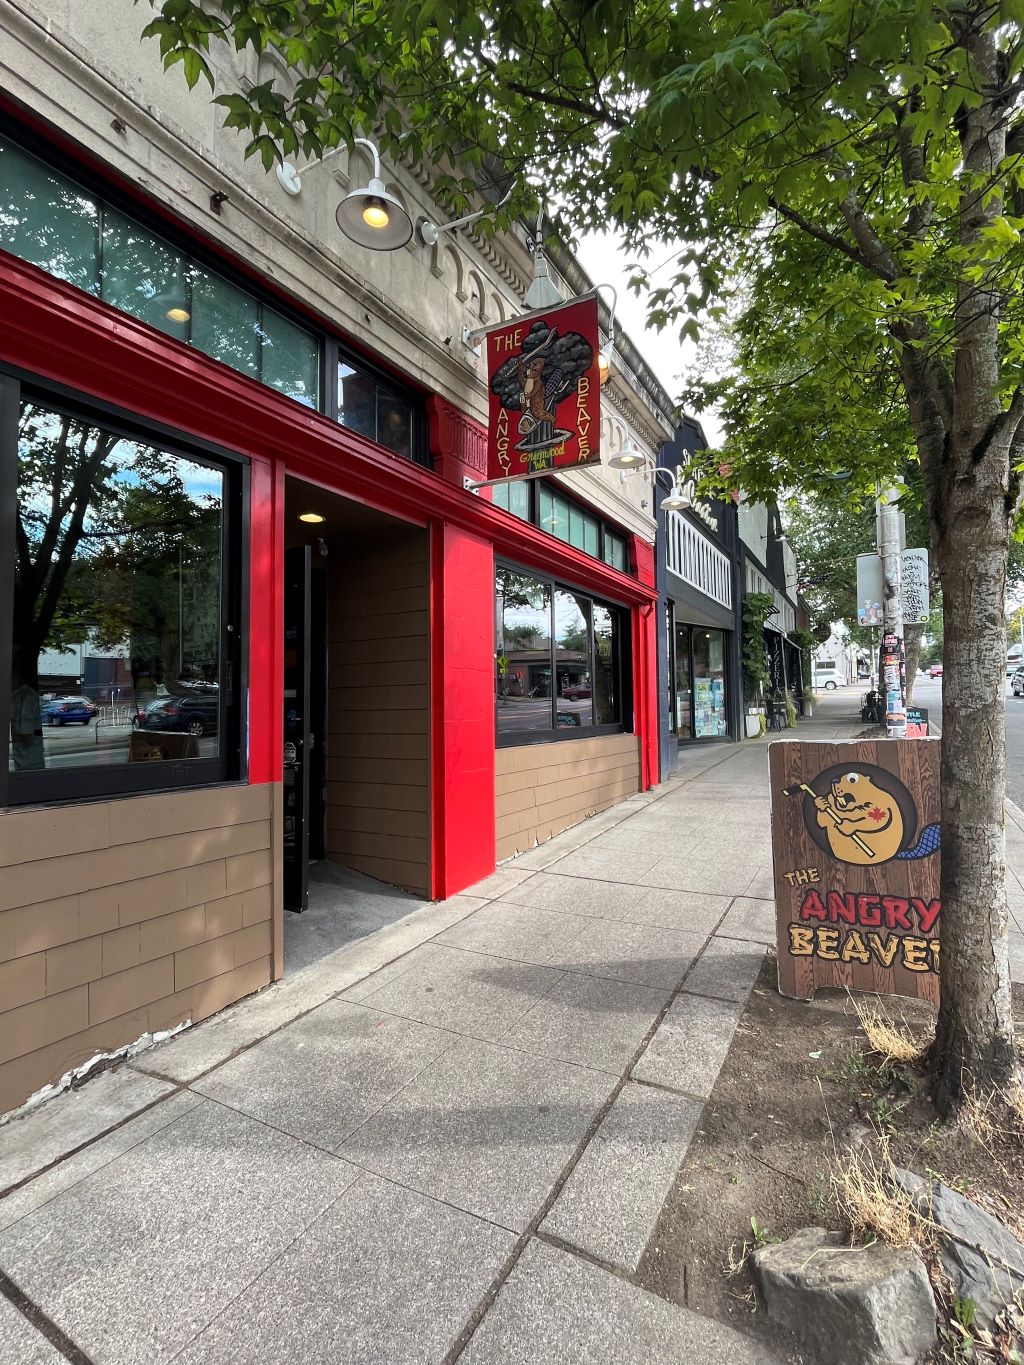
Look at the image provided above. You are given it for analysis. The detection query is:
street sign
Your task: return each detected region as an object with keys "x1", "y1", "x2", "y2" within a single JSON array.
[
  {"x1": 770, "y1": 740, "x2": 941, "y2": 1004},
  {"x1": 856, "y1": 549, "x2": 930, "y2": 625},
  {"x1": 856, "y1": 553, "x2": 884, "y2": 625},
  {"x1": 901, "y1": 548, "x2": 930, "y2": 624}
]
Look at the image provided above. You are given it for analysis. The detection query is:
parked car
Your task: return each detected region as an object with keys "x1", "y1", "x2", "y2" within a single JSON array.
[
  {"x1": 141, "y1": 690, "x2": 219, "y2": 738},
  {"x1": 816, "y1": 677, "x2": 839, "y2": 691},
  {"x1": 928, "y1": 664, "x2": 944, "y2": 678},
  {"x1": 560, "y1": 684, "x2": 592, "y2": 700},
  {"x1": 1013, "y1": 667, "x2": 1024, "y2": 697},
  {"x1": 41, "y1": 696, "x2": 96, "y2": 726}
]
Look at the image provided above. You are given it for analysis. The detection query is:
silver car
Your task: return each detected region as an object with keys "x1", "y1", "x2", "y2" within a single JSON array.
[{"x1": 1012, "y1": 667, "x2": 1024, "y2": 697}]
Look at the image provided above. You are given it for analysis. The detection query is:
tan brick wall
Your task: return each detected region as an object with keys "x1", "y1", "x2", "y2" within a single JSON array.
[
  {"x1": 0, "y1": 783, "x2": 274, "y2": 1115},
  {"x1": 495, "y1": 734, "x2": 641, "y2": 862},
  {"x1": 325, "y1": 529, "x2": 431, "y2": 895}
]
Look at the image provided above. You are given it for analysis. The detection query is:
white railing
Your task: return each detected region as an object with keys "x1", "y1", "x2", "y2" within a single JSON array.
[
  {"x1": 667, "y1": 512, "x2": 732, "y2": 609},
  {"x1": 746, "y1": 563, "x2": 795, "y2": 633}
]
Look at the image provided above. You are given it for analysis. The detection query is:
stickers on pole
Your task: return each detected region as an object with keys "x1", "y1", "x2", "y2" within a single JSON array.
[
  {"x1": 485, "y1": 296, "x2": 601, "y2": 482},
  {"x1": 770, "y1": 741, "x2": 941, "y2": 1004}
]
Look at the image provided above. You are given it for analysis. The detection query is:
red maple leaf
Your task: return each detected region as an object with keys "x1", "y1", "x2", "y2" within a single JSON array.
[{"x1": 868, "y1": 806, "x2": 887, "y2": 822}]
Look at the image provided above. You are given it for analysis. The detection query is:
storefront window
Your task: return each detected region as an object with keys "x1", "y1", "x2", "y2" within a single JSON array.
[
  {"x1": 495, "y1": 566, "x2": 624, "y2": 744},
  {"x1": 0, "y1": 135, "x2": 320, "y2": 407},
  {"x1": 674, "y1": 622, "x2": 693, "y2": 741},
  {"x1": 490, "y1": 481, "x2": 530, "y2": 519},
  {"x1": 496, "y1": 569, "x2": 552, "y2": 740},
  {"x1": 554, "y1": 589, "x2": 592, "y2": 728},
  {"x1": 336, "y1": 361, "x2": 415, "y2": 458},
  {"x1": 673, "y1": 620, "x2": 729, "y2": 741},
  {"x1": 5, "y1": 392, "x2": 238, "y2": 802}
]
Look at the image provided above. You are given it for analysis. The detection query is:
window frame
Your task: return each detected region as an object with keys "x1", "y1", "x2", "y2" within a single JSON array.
[
  {"x1": 494, "y1": 560, "x2": 630, "y2": 749},
  {"x1": 491, "y1": 477, "x2": 631, "y2": 571},
  {"x1": 0, "y1": 367, "x2": 247, "y2": 809},
  {"x1": 325, "y1": 337, "x2": 429, "y2": 467}
]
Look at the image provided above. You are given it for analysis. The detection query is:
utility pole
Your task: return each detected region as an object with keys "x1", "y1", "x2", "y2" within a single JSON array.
[{"x1": 877, "y1": 481, "x2": 907, "y2": 738}]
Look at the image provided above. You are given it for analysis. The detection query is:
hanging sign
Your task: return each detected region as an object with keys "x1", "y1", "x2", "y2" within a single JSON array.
[
  {"x1": 770, "y1": 740, "x2": 941, "y2": 1004},
  {"x1": 485, "y1": 296, "x2": 601, "y2": 482}
]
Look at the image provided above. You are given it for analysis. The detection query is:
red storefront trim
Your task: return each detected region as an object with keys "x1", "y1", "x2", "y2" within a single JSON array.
[{"x1": 0, "y1": 256, "x2": 659, "y2": 893}]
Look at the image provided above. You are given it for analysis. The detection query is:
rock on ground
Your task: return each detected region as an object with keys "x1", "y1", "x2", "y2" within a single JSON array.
[
  {"x1": 893, "y1": 1167, "x2": 1024, "y2": 1330},
  {"x1": 752, "y1": 1226, "x2": 937, "y2": 1365}
]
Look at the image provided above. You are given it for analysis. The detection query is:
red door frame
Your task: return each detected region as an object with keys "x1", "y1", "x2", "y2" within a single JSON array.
[{"x1": 0, "y1": 255, "x2": 659, "y2": 899}]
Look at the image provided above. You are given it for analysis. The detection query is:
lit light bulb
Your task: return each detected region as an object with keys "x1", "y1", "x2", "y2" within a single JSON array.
[
  {"x1": 298, "y1": 512, "x2": 325, "y2": 524},
  {"x1": 361, "y1": 198, "x2": 390, "y2": 230},
  {"x1": 598, "y1": 350, "x2": 610, "y2": 386},
  {"x1": 166, "y1": 306, "x2": 190, "y2": 324}
]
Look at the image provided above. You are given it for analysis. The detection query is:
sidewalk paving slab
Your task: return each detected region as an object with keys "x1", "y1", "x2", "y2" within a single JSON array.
[
  {"x1": 552, "y1": 918, "x2": 707, "y2": 990},
  {"x1": 191, "y1": 1000, "x2": 455, "y2": 1151},
  {"x1": 541, "y1": 1080, "x2": 702, "y2": 1272},
  {"x1": 337, "y1": 1034, "x2": 614, "y2": 1231},
  {"x1": 431, "y1": 899, "x2": 592, "y2": 966},
  {"x1": 718, "y1": 896, "x2": 776, "y2": 945},
  {"x1": 0, "y1": 1100, "x2": 359, "y2": 1365},
  {"x1": 499, "y1": 971, "x2": 670, "y2": 1075},
  {"x1": 632, "y1": 993, "x2": 746, "y2": 1099},
  {"x1": 174, "y1": 1173, "x2": 515, "y2": 1365},
  {"x1": 499, "y1": 870, "x2": 651, "y2": 919},
  {"x1": 0, "y1": 1294, "x2": 64, "y2": 1365},
  {"x1": 463, "y1": 1240, "x2": 782, "y2": 1364},
  {"x1": 0, "y1": 1066, "x2": 175, "y2": 1195},
  {"x1": 683, "y1": 937, "x2": 768, "y2": 1003}
]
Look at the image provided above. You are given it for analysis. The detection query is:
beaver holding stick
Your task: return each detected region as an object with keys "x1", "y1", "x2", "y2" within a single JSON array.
[{"x1": 814, "y1": 770, "x2": 904, "y2": 865}]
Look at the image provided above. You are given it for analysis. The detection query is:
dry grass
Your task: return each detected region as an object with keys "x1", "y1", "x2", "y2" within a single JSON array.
[
  {"x1": 853, "y1": 998, "x2": 932, "y2": 1068},
  {"x1": 829, "y1": 1139, "x2": 927, "y2": 1251}
]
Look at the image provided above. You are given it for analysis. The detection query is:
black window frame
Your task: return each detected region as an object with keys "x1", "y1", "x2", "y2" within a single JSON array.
[
  {"x1": 494, "y1": 560, "x2": 630, "y2": 748},
  {"x1": 0, "y1": 367, "x2": 247, "y2": 809},
  {"x1": 325, "y1": 338, "x2": 429, "y2": 467}
]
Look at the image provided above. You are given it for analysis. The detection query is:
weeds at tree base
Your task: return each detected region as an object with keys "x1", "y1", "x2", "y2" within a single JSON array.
[{"x1": 829, "y1": 1137, "x2": 926, "y2": 1251}]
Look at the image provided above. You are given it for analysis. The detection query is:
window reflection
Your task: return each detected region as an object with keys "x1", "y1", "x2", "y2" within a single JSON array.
[
  {"x1": 10, "y1": 402, "x2": 224, "y2": 775},
  {"x1": 554, "y1": 589, "x2": 592, "y2": 728},
  {"x1": 495, "y1": 570, "x2": 552, "y2": 738},
  {"x1": 594, "y1": 604, "x2": 618, "y2": 726}
]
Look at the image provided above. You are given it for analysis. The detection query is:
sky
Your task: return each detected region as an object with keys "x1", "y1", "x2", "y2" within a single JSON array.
[{"x1": 575, "y1": 229, "x2": 724, "y2": 447}]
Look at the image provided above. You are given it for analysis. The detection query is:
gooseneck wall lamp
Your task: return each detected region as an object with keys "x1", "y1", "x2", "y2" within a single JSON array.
[
  {"x1": 335, "y1": 138, "x2": 414, "y2": 250},
  {"x1": 606, "y1": 442, "x2": 690, "y2": 512}
]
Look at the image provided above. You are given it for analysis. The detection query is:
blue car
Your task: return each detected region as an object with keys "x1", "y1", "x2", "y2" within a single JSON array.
[{"x1": 42, "y1": 696, "x2": 96, "y2": 726}]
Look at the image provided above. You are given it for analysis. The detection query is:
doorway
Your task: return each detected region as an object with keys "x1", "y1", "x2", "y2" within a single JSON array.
[
  {"x1": 282, "y1": 477, "x2": 432, "y2": 968},
  {"x1": 672, "y1": 621, "x2": 731, "y2": 741}
]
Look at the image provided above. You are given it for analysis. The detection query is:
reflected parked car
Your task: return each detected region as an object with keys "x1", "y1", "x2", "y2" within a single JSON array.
[
  {"x1": 560, "y1": 684, "x2": 592, "y2": 700},
  {"x1": 41, "y1": 696, "x2": 96, "y2": 726},
  {"x1": 1012, "y1": 667, "x2": 1024, "y2": 697},
  {"x1": 141, "y1": 691, "x2": 219, "y2": 738}
]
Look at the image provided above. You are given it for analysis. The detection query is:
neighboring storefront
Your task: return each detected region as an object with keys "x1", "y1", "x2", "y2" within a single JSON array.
[
  {"x1": 655, "y1": 420, "x2": 744, "y2": 775},
  {"x1": 737, "y1": 500, "x2": 804, "y2": 719},
  {"x1": 0, "y1": 3, "x2": 675, "y2": 1116}
]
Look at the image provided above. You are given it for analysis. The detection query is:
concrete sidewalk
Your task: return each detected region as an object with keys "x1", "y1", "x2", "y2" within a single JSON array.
[{"x1": 1, "y1": 693, "x2": 1021, "y2": 1365}]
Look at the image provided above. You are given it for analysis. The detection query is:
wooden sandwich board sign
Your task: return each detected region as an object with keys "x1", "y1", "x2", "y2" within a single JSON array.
[{"x1": 769, "y1": 740, "x2": 941, "y2": 1005}]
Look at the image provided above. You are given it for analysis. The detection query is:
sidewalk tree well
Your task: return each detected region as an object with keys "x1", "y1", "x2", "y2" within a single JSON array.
[{"x1": 140, "y1": 1, "x2": 1024, "y2": 1105}]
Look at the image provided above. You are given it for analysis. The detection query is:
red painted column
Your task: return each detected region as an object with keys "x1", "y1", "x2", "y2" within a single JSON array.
[
  {"x1": 248, "y1": 457, "x2": 284, "y2": 787},
  {"x1": 632, "y1": 536, "x2": 659, "y2": 790},
  {"x1": 430, "y1": 521, "x2": 496, "y2": 898}
]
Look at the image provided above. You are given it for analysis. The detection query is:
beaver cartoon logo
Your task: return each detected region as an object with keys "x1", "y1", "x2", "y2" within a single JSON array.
[
  {"x1": 782, "y1": 762, "x2": 941, "y2": 867},
  {"x1": 490, "y1": 320, "x2": 594, "y2": 460}
]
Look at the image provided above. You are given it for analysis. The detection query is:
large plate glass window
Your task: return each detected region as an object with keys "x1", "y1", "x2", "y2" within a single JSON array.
[
  {"x1": 495, "y1": 566, "x2": 625, "y2": 745},
  {"x1": 336, "y1": 357, "x2": 417, "y2": 461},
  {"x1": 0, "y1": 134, "x2": 320, "y2": 407},
  {"x1": 3, "y1": 385, "x2": 241, "y2": 804}
]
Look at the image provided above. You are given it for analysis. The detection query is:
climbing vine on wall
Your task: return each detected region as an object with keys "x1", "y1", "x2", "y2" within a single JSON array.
[
  {"x1": 742, "y1": 592, "x2": 777, "y2": 704},
  {"x1": 790, "y1": 629, "x2": 817, "y2": 692}
]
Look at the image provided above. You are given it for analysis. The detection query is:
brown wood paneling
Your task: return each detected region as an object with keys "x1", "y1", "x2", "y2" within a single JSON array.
[
  {"x1": 324, "y1": 527, "x2": 430, "y2": 895},
  {"x1": 0, "y1": 782, "x2": 275, "y2": 1116},
  {"x1": 494, "y1": 736, "x2": 641, "y2": 860}
]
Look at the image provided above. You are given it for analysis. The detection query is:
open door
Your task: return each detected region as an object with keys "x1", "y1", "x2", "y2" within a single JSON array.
[{"x1": 283, "y1": 545, "x2": 311, "y2": 912}]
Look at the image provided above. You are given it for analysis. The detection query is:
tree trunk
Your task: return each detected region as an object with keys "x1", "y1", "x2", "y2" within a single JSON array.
[
  {"x1": 933, "y1": 490, "x2": 1015, "y2": 1109},
  {"x1": 931, "y1": 20, "x2": 1016, "y2": 1111}
]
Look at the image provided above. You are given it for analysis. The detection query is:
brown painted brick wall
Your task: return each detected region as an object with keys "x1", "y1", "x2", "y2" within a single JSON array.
[
  {"x1": 0, "y1": 783, "x2": 276, "y2": 1116},
  {"x1": 495, "y1": 734, "x2": 641, "y2": 862}
]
